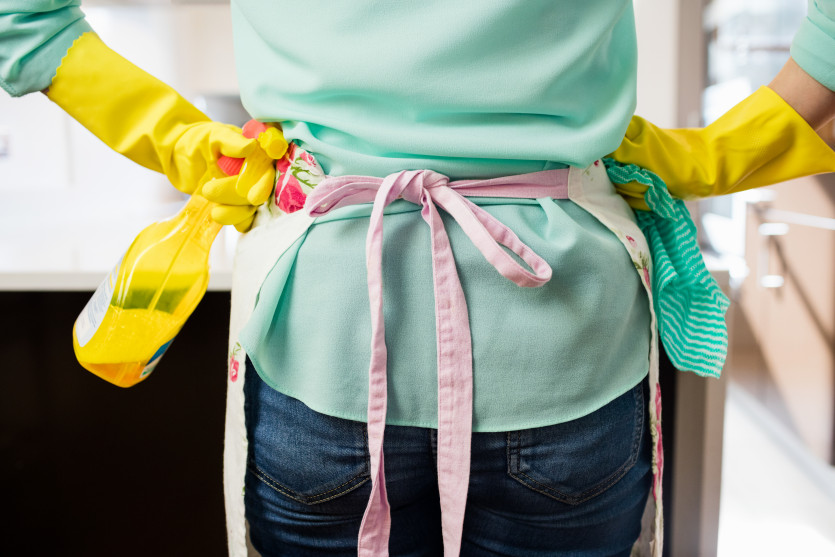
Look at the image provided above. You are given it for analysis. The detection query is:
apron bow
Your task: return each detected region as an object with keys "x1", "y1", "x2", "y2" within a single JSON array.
[{"x1": 305, "y1": 167, "x2": 567, "y2": 556}]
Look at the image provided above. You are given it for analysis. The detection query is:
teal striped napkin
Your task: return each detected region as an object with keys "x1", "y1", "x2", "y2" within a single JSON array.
[{"x1": 604, "y1": 159, "x2": 730, "y2": 378}]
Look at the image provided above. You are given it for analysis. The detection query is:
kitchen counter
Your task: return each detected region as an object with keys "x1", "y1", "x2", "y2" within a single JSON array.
[{"x1": 0, "y1": 270, "x2": 233, "y2": 291}]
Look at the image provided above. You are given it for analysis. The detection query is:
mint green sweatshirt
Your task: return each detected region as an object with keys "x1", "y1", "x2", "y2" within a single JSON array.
[{"x1": 231, "y1": 0, "x2": 638, "y2": 179}]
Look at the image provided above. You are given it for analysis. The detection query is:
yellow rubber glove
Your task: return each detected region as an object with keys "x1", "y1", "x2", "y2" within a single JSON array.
[
  {"x1": 46, "y1": 32, "x2": 287, "y2": 231},
  {"x1": 608, "y1": 86, "x2": 835, "y2": 210}
]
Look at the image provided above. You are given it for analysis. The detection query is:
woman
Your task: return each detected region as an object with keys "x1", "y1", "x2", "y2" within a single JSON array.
[{"x1": 3, "y1": 2, "x2": 835, "y2": 555}]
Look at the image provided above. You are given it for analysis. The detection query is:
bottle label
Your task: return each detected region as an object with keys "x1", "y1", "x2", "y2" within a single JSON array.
[
  {"x1": 75, "y1": 257, "x2": 122, "y2": 348},
  {"x1": 138, "y1": 337, "x2": 175, "y2": 380}
]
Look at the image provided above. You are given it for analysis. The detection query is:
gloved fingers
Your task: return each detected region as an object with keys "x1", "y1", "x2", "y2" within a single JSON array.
[
  {"x1": 236, "y1": 149, "x2": 276, "y2": 205},
  {"x1": 210, "y1": 123, "x2": 259, "y2": 159},
  {"x1": 167, "y1": 160, "x2": 211, "y2": 195},
  {"x1": 187, "y1": 122, "x2": 283, "y2": 208},
  {"x1": 613, "y1": 181, "x2": 651, "y2": 211},
  {"x1": 234, "y1": 214, "x2": 256, "y2": 233},
  {"x1": 201, "y1": 175, "x2": 250, "y2": 205},
  {"x1": 164, "y1": 124, "x2": 245, "y2": 195},
  {"x1": 245, "y1": 168, "x2": 276, "y2": 205},
  {"x1": 211, "y1": 203, "x2": 257, "y2": 226},
  {"x1": 178, "y1": 123, "x2": 254, "y2": 174},
  {"x1": 623, "y1": 195, "x2": 651, "y2": 212},
  {"x1": 200, "y1": 161, "x2": 229, "y2": 182},
  {"x1": 613, "y1": 179, "x2": 648, "y2": 198}
]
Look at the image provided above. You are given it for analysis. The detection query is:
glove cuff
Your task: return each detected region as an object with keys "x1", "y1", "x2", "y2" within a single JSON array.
[
  {"x1": 46, "y1": 32, "x2": 210, "y2": 175},
  {"x1": 704, "y1": 86, "x2": 835, "y2": 195}
]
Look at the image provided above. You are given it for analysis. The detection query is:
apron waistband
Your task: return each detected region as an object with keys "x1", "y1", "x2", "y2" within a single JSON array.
[{"x1": 304, "y1": 168, "x2": 570, "y2": 556}]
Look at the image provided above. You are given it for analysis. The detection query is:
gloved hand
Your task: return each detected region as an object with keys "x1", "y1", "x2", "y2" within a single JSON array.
[
  {"x1": 608, "y1": 86, "x2": 835, "y2": 211},
  {"x1": 205, "y1": 121, "x2": 289, "y2": 231},
  {"x1": 45, "y1": 32, "x2": 287, "y2": 230}
]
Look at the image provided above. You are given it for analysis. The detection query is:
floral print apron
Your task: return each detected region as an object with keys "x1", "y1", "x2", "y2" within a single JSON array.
[{"x1": 223, "y1": 144, "x2": 665, "y2": 557}]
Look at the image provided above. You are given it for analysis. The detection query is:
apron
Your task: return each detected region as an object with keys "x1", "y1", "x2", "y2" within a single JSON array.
[{"x1": 223, "y1": 144, "x2": 665, "y2": 557}]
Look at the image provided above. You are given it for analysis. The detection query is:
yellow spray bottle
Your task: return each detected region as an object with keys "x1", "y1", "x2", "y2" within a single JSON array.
[
  {"x1": 72, "y1": 193, "x2": 223, "y2": 387},
  {"x1": 71, "y1": 141, "x2": 255, "y2": 388}
]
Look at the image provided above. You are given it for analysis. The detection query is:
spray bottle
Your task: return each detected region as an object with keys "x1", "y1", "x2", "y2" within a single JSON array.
[{"x1": 71, "y1": 125, "x2": 261, "y2": 387}]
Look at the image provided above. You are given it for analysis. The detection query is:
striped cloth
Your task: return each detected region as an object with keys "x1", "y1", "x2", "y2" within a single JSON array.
[{"x1": 604, "y1": 159, "x2": 730, "y2": 378}]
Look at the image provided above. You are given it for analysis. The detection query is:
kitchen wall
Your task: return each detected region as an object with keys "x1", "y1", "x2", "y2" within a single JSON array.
[{"x1": 0, "y1": 3, "x2": 240, "y2": 280}]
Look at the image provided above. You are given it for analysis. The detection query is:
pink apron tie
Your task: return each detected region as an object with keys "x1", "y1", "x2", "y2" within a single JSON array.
[{"x1": 305, "y1": 168, "x2": 570, "y2": 556}]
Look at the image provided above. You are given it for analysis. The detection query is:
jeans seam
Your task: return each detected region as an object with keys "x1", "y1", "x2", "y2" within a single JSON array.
[
  {"x1": 364, "y1": 425, "x2": 371, "y2": 480},
  {"x1": 506, "y1": 382, "x2": 644, "y2": 505},
  {"x1": 506, "y1": 432, "x2": 513, "y2": 477},
  {"x1": 430, "y1": 429, "x2": 439, "y2": 482},
  {"x1": 250, "y1": 463, "x2": 370, "y2": 505}
]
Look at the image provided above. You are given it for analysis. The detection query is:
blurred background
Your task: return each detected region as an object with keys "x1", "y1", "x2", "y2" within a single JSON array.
[{"x1": 1, "y1": 0, "x2": 834, "y2": 555}]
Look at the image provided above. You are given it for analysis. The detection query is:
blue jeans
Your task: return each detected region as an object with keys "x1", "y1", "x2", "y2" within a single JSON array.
[{"x1": 244, "y1": 361, "x2": 651, "y2": 556}]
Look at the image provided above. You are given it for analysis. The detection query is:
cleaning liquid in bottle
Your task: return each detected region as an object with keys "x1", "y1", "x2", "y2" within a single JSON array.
[
  {"x1": 71, "y1": 120, "x2": 280, "y2": 388},
  {"x1": 72, "y1": 193, "x2": 223, "y2": 387}
]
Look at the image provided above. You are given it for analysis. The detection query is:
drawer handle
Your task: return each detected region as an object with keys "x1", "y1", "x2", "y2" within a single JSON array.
[{"x1": 758, "y1": 223, "x2": 788, "y2": 289}]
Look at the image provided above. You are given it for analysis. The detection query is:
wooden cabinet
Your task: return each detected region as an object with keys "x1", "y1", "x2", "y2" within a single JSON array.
[
  {"x1": 0, "y1": 292, "x2": 229, "y2": 556},
  {"x1": 731, "y1": 174, "x2": 835, "y2": 464}
]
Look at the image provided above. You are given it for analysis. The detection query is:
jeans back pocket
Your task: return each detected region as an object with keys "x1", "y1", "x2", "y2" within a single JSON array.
[
  {"x1": 244, "y1": 361, "x2": 370, "y2": 505},
  {"x1": 507, "y1": 379, "x2": 645, "y2": 505}
]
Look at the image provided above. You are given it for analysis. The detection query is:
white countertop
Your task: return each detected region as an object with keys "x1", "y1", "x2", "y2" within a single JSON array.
[{"x1": 0, "y1": 270, "x2": 233, "y2": 292}]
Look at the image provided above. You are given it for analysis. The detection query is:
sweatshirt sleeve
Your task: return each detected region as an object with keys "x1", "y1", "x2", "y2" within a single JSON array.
[
  {"x1": 791, "y1": 0, "x2": 835, "y2": 91},
  {"x1": 0, "y1": 1, "x2": 92, "y2": 97}
]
